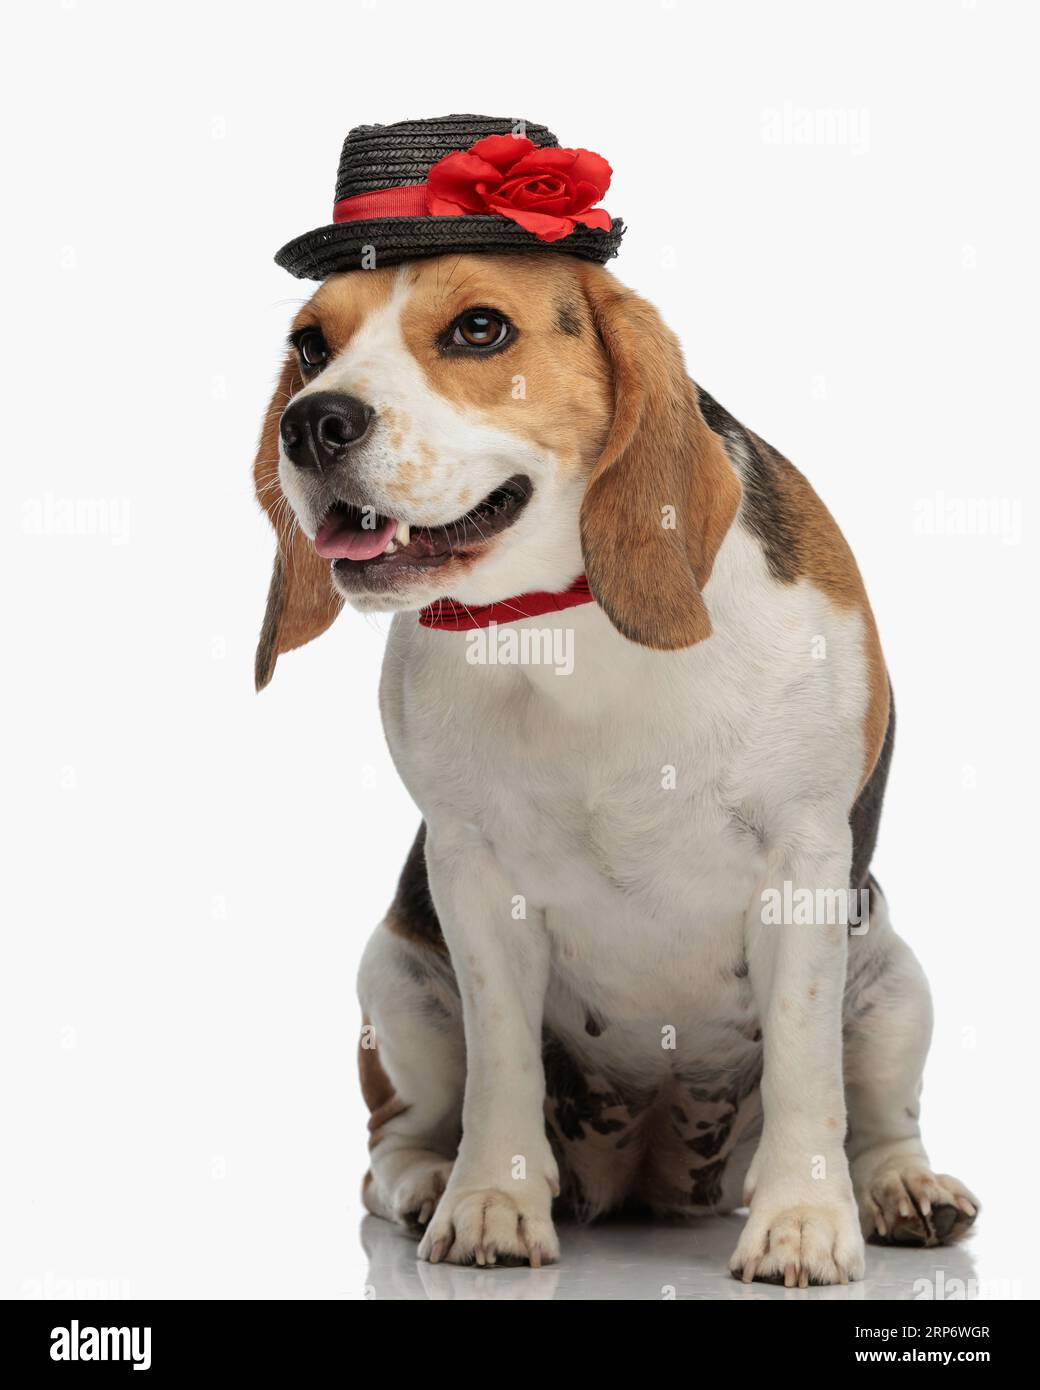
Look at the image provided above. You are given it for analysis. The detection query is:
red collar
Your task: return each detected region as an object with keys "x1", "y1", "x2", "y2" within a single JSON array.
[{"x1": 418, "y1": 575, "x2": 594, "y2": 631}]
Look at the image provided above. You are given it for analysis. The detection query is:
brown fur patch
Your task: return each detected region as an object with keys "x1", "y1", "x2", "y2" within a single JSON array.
[
  {"x1": 576, "y1": 267, "x2": 742, "y2": 649},
  {"x1": 301, "y1": 269, "x2": 398, "y2": 357},
  {"x1": 398, "y1": 254, "x2": 612, "y2": 469},
  {"x1": 253, "y1": 356, "x2": 343, "y2": 690},
  {"x1": 359, "y1": 1014, "x2": 408, "y2": 1148}
]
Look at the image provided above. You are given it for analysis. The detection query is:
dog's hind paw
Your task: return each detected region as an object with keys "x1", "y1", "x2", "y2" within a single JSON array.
[
  {"x1": 363, "y1": 1151, "x2": 455, "y2": 1230},
  {"x1": 859, "y1": 1163, "x2": 979, "y2": 1247}
]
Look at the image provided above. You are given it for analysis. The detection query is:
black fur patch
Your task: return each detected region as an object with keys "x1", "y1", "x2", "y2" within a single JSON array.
[
  {"x1": 556, "y1": 301, "x2": 582, "y2": 337},
  {"x1": 688, "y1": 1156, "x2": 727, "y2": 1206},
  {"x1": 388, "y1": 822, "x2": 446, "y2": 951},
  {"x1": 697, "y1": 386, "x2": 801, "y2": 583},
  {"x1": 850, "y1": 689, "x2": 895, "y2": 891},
  {"x1": 543, "y1": 1032, "x2": 628, "y2": 1141},
  {"x1": 737, "y1": 443, "x2": 803, "y2": 582}
]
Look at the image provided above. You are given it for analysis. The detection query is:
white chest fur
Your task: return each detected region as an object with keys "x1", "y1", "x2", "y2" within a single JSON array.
[{"x1": 379, "y1": 530, "x2": 872, "y2": 1079}]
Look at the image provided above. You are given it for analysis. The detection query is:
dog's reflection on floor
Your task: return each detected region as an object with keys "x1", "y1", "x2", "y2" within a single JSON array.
[
  {"x1": 360, "y1": 1212, "x2": 981, "y2": 1302},
  {"x1": 362, "y1": 1216, "x2": 560, "y2": 1301}
]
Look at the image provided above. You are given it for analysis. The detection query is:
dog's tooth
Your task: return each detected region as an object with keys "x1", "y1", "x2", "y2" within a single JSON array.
[
  {"x1": 394, "y1": 520, "x2": 411, "y2": 546},
  {"x1": 383, "y1": 539, "x2": 396, "y2": 555}
]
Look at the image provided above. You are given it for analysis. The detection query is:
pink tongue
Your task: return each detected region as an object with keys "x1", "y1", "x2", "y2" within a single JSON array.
[{"x1": 314, "y1": 513, "x2": 397, "y2": 561}]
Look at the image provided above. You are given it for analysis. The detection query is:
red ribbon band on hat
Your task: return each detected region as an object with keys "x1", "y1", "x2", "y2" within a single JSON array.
[
  {"x1": 418, "y1": 575, "x2": 594, "y2": 631},
  {"x1": 333, "y1": 185, "x2": 429, "y2": 223},
  {"x1": 329, "y1": 135, "x2": 612, "y2": 242}
]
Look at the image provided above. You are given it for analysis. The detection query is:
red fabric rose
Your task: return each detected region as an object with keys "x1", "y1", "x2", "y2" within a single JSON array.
[{"x1": 426, "y1": 134, "x2": 613, "y2": 243}]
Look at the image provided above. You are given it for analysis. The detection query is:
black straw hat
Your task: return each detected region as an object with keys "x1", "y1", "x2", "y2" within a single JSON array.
[{"x1": 275, "y1": 114, "x2": 625, "y2": 280}]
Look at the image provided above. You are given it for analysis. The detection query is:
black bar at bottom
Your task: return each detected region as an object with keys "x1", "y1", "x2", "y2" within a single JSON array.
[{"x1": 1, "y1": 1297, "x2": 1027, "y2": 1378}]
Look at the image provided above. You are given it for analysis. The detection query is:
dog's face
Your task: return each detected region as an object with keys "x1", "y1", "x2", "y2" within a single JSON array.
[
  {"x1": 276, "y1": 255, "x2": 613, "y2": 614},
  {"x1": 254, "y1": 254, "x2": 742, "y2": 688}
]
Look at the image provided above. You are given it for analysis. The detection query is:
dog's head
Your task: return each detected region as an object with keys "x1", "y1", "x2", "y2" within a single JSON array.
[{"x1": 254, "y1": 254, "x2": 740, "y2": 687}]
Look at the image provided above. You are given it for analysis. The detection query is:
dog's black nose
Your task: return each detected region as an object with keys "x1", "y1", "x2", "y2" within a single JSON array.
[{"x1": 280, "y1": 392, "x2": 374, "y2": 470}]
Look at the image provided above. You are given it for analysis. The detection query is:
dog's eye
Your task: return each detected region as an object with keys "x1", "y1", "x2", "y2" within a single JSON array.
[
  {"x1": 449, "y1": 309, "x2": 511, "y2": 351},
  {"x1": 296, "y1": 329, "x2": 329, "y2": 370}
]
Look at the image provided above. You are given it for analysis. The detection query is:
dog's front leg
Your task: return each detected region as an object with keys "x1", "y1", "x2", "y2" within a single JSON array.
[
  {"x1": 416, "y1": 828, "x2": 559, "y2": 1267},
  {"x1": 731, "y1": 818, "x2": 866, "y2": 1287}
]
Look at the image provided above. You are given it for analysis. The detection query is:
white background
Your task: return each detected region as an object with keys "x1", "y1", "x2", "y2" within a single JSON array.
[{"x1": 2, "y1": 0, "x2": 1037, "y2": 1300}]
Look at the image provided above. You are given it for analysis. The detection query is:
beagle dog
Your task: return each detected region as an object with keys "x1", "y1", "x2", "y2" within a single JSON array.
[{"x1": 254, "y1": 253, "x2": 978, "y2": 1283}]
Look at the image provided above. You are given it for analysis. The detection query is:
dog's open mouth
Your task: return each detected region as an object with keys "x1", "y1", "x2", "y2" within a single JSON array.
[{"x1": 313, "y1": 474, "x2": 532, "y2": 573}]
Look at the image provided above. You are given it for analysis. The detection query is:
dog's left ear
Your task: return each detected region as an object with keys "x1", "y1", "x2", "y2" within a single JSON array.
[
  {"x1": 577, "y1": 268, "x2": 741, "y2": 649},
  {"x1": 253, "y1": 356, "x2": 343, "y2": 691}
]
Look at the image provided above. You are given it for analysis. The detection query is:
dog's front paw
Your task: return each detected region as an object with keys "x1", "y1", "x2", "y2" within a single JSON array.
[
  {"x1": 417, "y1": 1183, "x2": 559, "y2": 1268},
  {"x1": 730, "y1": 1196, "x2": 865, "y2": 1287}
]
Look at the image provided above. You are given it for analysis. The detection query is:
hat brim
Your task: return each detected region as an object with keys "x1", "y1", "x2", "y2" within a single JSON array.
[{"x1": 274, "y1": 215, "x2": 625, "y2": 280}]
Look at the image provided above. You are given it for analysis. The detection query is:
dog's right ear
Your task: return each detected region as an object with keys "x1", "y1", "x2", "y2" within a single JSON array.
[{"x1": 253, "y1": 355, "x2": 343, "y2": 691}]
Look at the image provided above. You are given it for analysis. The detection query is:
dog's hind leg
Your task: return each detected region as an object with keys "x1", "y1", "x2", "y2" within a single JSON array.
[
  {"x1": 844, "y1": 886, "x2": 979, "y2": 1247},
  {"x1": 357, "y1": 904, "x2": 464, "y2": 1232}
]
